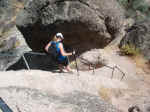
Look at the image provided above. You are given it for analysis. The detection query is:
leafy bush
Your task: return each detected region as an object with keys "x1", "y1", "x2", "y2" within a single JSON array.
[
  {"x1": 117, "y1": 0, "x2": 150, "y2": 16},
  {"x1": 132, "y1": 0, "x2": 149, "y2": 13},
  {"x1": 120, "y1": 44, "x2": 140, "y2": 56},
  {"x1": 117, "y1": 0, "x2": 129, "y2": 8},
  {"x1": 69, "y1": 61, "x2": 76, "y2": 69}
]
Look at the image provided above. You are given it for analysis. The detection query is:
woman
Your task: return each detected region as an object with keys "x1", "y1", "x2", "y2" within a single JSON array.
[{"x1": 45, "y1": 33, "x2": 75, "y2": 72}]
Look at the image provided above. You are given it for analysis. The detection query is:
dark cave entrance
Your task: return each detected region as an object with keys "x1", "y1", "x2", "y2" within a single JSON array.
[
  {"x1": 17, "y1": 20, "x2": 108, "y2": 54},
  {"x1": 7, "y1": 21, "x2": 109, "y2": 71}
]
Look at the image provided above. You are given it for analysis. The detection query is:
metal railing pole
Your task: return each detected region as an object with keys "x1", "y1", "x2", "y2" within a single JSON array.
[{"x1": 22, "y1": 55, "x2": 30, "y2": 70}]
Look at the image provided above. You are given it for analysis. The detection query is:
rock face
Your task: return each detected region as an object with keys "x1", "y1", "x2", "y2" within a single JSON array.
[
  {"x1": 80, "y1": 49, "x2": 109, "y2": 65},
  {"x1": 0, "y1": 0, "x2": 25, "y2": 35},
  {"x1": 7, "y1": 52, "x2": 57, "y2": 71},
  {"x1": 0, "y1": 0, "x2": 31, "y2": 70},
  {"x1": 16, "y1": 0, "x2": 125, "y2": 52},
  {"x1": 0, "y1": 87, "x2": 118, "y2": 112},
  {"x1": 0, "y1": 69, "x2": 125, "y2": 112},
  {"x1": 0, "y1": 0, "x2": 126, "y2": 69},
  {"x1": 73, "y1": 49, "x2": 109, "y2": 71},
  {"x1": 120, "y1": 20, "x2": 150, "y2": 60},
  {"x1": 0, "y1": 26, "x2": 31, "y2": 71}
]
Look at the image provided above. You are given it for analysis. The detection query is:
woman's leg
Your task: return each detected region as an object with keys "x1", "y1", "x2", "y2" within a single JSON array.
[
  {"x1": 63, "y1": 58, "x2": 73, "y2": 72},
  {"x1": 58, "y1": 64, "x2": 64, "y2": 72},
  {"x1": 65, "y1": 65, "x2": 72, "y2": 72},
  {"x1": 58, "y1": 58, "x2": 73, "y2": 73}
]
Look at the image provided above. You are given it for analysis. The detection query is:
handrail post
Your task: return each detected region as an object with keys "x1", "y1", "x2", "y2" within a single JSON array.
[{"x1": 22, "y1": 55, "x2": 30, "y2": 70}]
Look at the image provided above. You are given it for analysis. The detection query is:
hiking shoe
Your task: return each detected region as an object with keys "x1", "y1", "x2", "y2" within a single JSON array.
[
  {"x1": 62, "y1": 69, "x2": 74, "y2": 74},
  {"x1": 59, "y1": 69, "x2": 65, "y2": 73}
]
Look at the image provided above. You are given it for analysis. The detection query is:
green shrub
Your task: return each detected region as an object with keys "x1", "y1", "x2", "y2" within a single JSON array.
[
  {"x1": 120, "y1": 44, "x2": 140, "y2": 56},
  {"x1": 132, "y1": 1, "x2": 149, "y2": 13},
  {"x1": 117, "y1": 0, "x2": 150, "y2": 16},
  {"x1": 69, "y1": 61, "x2": 76, "y2": 69},
  {"x1": 117, "y1": 0, "x2": 129, "y2": 8}
]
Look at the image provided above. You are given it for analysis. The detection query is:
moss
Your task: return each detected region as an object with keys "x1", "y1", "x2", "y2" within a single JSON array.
[
  {"x1": 120, "y1": 44, "x2": 140, "y2": 56},
  {"x1": 117, "y1": 0, "x2": 150, "y2": 18},
  {"x1": 69, "y1": 61, "x2": 76, "y2": 69},
  {"x1": 98, "y1": 87, "x2": 111, "y2": 102},
  {"x1": 117, "y1": 0, "x2": 129, "y2": 8}
]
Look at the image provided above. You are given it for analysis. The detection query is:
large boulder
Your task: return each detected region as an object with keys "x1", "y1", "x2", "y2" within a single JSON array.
[
  {"x1": 0, "y1": 0, "x2": 31, "y2": 70},
  {"x1": 0, "y1": 26, "x2": 31, "y2": 71},
  {"x1": 72, "y1": 49, "x2": 109, "y2": 71},
  {"x1": 119, "y1": 20, "x2": 150, "y2": 60},
  {"x1": 0, "y1": 0, "x2": 26, "y2": 35},
  {"x1": 16, "y1": 0, "x2": 125, "y2": 52},
  {"x1": 0, "y1": 87, "x2": 118, "y2": 112}
]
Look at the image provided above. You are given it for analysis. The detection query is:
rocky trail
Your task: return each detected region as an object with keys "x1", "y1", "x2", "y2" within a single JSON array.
[
  {"x1": 1, "y1": 0, "x2": 150, "y2": 112},
  {"x1": 104, "y1": 47, "x2": 150, "y2": 112},
  {"x1": 0, "y1": 47, "x2": 150, "y2": 112}
]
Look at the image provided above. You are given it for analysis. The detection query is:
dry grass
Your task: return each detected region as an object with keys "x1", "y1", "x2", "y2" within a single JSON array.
[
  {"x1": 132, "y1": 54, "x2": 150, "y2": 74},
  {"x1": 69, "y1": 61, "x2": 76, "y2": 69},
  {"x1": 120, "y1": 44, "x2": 140, "y2": 56},
  {"x1": 118, "y1": 44, "x2": 150, "y2": 74},
  {"x1": 98, "y1": 87, "x2": 112, "y2": 103},
  {"x1": 13, "y1": 2, "x2": 24, "y2": 9},
  {"x1": 98, "y1": 86, "x2": 124, "y2": 103},
  {"x1": 133, "y1": 55, "x2": 146, "y2": 67}
]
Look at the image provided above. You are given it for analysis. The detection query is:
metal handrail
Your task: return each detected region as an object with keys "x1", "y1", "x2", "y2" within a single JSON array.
[
  {"x1": 1, "y1": 51, "x2": 126, "y2": 80},
  {"x1": 78, "y1": 57, "x2": 126, "y2": 81}
]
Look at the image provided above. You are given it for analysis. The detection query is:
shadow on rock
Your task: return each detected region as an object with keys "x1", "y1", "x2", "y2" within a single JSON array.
[{"x1": 7, "y1": 52, "x2": 59, "y2": 72}]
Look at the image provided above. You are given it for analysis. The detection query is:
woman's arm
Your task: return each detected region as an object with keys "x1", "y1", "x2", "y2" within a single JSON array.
[
  {"x1": 59, "y1": 43, "x2": 73, "y2": 56},
  {"x1": 45, "y1": 42, "x2": 51, "y2": 52}
]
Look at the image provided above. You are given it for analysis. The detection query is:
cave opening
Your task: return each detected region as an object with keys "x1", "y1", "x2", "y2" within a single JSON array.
[
  {"x1": 7, "y1": 20, "x2": 108, "y2": 71},
  {"x1": 17, "y1": 20, "x2": 107, "y2": 54}
]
